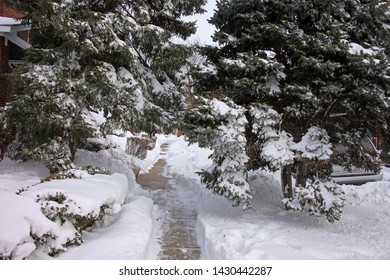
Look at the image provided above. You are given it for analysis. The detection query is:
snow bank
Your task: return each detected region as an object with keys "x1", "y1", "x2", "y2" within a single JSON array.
[
  {"x1": 0, "y1": 191, "x2": 60, "y2": 259},
  {"x1": 203, "y1": 174, "x2": 390, "y2": 259},
  {"x1": 0, "y1": 133, "x2": 164, "y2": 260},
  {"x1": 0, "y1": 170, "x2": 129, "y2": 259},
  {"x1": 21, "y1": 172, "x2": 128, "y2": 217},
  {"x1": 74, "y1": 133, "x2": 163, "y2": 193},
  {"x1": 197, "y1": 170, "x2": 390, "y2": 259},
  {"x1": 54, "y1": 196, "x2": 156, "y2": 260}
]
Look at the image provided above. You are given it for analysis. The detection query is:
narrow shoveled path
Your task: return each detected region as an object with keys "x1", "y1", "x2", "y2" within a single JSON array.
[{"x1": 136, "y1": 144, "x2": 201, "y2": 260}]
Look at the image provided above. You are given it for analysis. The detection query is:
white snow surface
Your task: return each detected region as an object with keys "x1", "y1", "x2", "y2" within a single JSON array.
[
  {"x1": 1, "y1": 135, "x2": 390, "y2": 260},
  {"x1": 291, "y1": 126, "x2": 333, "y2": 160}
]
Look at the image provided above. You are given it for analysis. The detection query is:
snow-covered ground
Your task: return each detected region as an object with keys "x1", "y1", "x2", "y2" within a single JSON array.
[
  {"x1": 1, "y1": 135, "x2": 390, "y2": 260},
  {"x1": 165, "y1": 137, "x2": 390, "y2": 259}
]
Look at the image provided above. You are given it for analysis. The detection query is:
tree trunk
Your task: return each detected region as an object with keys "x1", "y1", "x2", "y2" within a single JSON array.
[
  {"x1": 281, "y1": 165, "x2": 293, "y2": 198},
  {"x1": 296, "y1": 160, "x2": 308, "y2": 188}
]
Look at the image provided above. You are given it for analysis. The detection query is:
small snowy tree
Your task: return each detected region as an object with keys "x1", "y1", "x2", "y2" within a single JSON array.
[
  {"x1": 183, "y1": 97, "x2": 252, "y2": 208},
  {"x1": 2, "y1": 0, "x2": 206, "y2": 172},
  {"x1": 284, "y1": 127, "x2": 345, "y2": 222}
]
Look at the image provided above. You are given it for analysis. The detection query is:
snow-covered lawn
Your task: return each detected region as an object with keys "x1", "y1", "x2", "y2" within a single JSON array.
[{"x1": 1, "y1": 135, "x2": 390, "y2": 260}]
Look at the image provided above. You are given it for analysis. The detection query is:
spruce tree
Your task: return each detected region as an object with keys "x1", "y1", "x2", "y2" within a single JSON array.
[
  {"x1": 186, "y1": 0, "x2": 390, "y2": 222},
  {"x1": 2, "y1": 0, "x2": 206, "y2": 172}
]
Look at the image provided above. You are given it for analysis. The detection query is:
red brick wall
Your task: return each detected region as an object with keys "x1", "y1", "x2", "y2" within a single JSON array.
[
  {"x1": 0, "y1": 3, "x2": 24, "y2": 18},
  {"x1": 17, "y1": 30, "x2": 29, "y2": 42},
  {"x1": 0, "y1": 37, "x2": 12, "y2": 107},
  {"x1": 0, "y1": 4, "x2": 27, "y2": 106}
]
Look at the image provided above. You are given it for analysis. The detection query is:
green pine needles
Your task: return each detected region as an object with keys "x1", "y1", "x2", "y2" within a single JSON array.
[
  {"x1": 1, "y1": 0, "x2": 206, "y2": 172},
  {"x1": 184, "y1": 0, "x2": 390, "y2": 222}
]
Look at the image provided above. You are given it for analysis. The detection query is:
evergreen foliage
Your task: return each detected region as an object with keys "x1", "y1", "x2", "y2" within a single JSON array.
[
  {"x1": 2, "y1": 0, "x2": 206, "y2": 172},
  {"x1": 183, "y1": 97, "x2": 252, "y2": 208},
  {"x1": 186, "y1": 0, "x2": 390, "y2": 221}
]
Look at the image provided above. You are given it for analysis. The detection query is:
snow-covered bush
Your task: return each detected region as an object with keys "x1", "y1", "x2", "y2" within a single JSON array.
[
  {"x1": 0, "y1": 172, "x2": 128, "y2": 259},
  {"x1": 0, "y1": 191, "x2": 78, "y2": 260},
  {"x1": 283, "y1": 179, "x2": 345, "y2": 223},
  {"x1": 126, "y1": 134, "x2": 156, "y2": 159}
]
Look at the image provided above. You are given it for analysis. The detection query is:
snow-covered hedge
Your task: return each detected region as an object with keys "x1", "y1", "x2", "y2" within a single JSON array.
[{"x1": 0, "y1": 171, "x2": 128, "y2": 259}]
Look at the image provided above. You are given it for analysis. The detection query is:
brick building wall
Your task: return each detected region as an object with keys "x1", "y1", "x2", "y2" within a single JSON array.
[
  {"x1": 0, "y1": 36, "x2": 12, "y2": 107},
  {"x1": 0, "y1": 3, "x2": 27, "y2": 106},
  {"x1": 0, "y1": 3, "x2": 24, "y2": 19}
]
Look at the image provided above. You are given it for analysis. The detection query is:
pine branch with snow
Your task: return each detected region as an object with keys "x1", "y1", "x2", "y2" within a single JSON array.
[
  {"x1": 2, "y1": 0, "x2": 206, "y2": 172},
  {"x1": 183, "y1": 97, "x2": 252, "y2": 209},
  {"x1": 283, "y1": 179, "x2": 345, "y2": 223}
]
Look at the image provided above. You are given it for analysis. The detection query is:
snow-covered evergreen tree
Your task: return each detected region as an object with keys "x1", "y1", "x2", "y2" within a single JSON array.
[
  {"x1": 2, "y1": 0, "x2": 206, "y2": 172},
  {"x1": 183, "y1": 97, "x2": 252, "y2": 208},
  {"x1": 186, "y1": 0, "x2": 389, "y2": 222}
]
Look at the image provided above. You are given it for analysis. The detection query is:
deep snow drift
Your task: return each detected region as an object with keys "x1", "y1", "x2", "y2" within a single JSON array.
[{"x1": 1, "y1": 135, "x2": 390, "y2": 260}]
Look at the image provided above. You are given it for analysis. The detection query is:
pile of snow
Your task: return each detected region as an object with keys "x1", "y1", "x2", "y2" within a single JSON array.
[
  {"x1": 0, "y1": 133, "x2": 164, "y2": 260},
  {"x1": 74, "y1": 133, "x2": 164, "y2": 193},
  {"x1": 0, "y1": 191, "x2": 67, "y2": 259},
  {"x1": 0, "y1": 170, "x2": 128, "y2": 259},
  {"x1": 53, "y1": 196, "x2": 156, "y2": 260}
]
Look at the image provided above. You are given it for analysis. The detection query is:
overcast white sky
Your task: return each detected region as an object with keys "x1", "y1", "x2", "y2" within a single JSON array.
[{"x1": 185, "y1": 0, "x2": 217, "y2": 45}]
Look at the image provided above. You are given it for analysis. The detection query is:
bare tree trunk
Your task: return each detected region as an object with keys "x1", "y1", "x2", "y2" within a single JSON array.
[
  {"x1": 296, "y1": 160, "x2": 308, "y2": 188},
  {"x1": 281, "y1": 165, "x2": 293, "y2": 198}
]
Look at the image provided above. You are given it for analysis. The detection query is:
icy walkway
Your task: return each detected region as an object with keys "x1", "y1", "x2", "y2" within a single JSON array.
[{"x1": 137, "y1": 144, "x2": 201, "y2": 260}]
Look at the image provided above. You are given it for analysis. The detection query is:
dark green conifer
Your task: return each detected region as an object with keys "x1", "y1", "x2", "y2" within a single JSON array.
[
  {"x1": 186, "y1": 0, "x2": 390, "y2": 222},
  {"x1": 2, "y1": 0, "x2": 206, "y2": 172}
]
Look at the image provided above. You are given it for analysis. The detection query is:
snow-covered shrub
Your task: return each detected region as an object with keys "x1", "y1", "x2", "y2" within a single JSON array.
[
  {"x1": 41, "y1": 166, "x2": 111, "y2": 182},
  {"x1": 0, "y1": 172, "x2": 129, "y2": 258},
  {"x1": 283, "y1": 179, "x2": 345, "y2": 223},
  {"x1": 37, "y1": 191, "x2": 109, "y2": 230},
  {"x1": 126, "y1": 134, "x2": 156, "y2": 159},
  {"x1": 0, "y1": 191, "x2": 78, "y2": 259}
]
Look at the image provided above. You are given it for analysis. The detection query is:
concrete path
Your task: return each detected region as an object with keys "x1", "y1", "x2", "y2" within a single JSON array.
[{"x1": 136, "y1": 144, "x2": 201, "y2": 260}]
